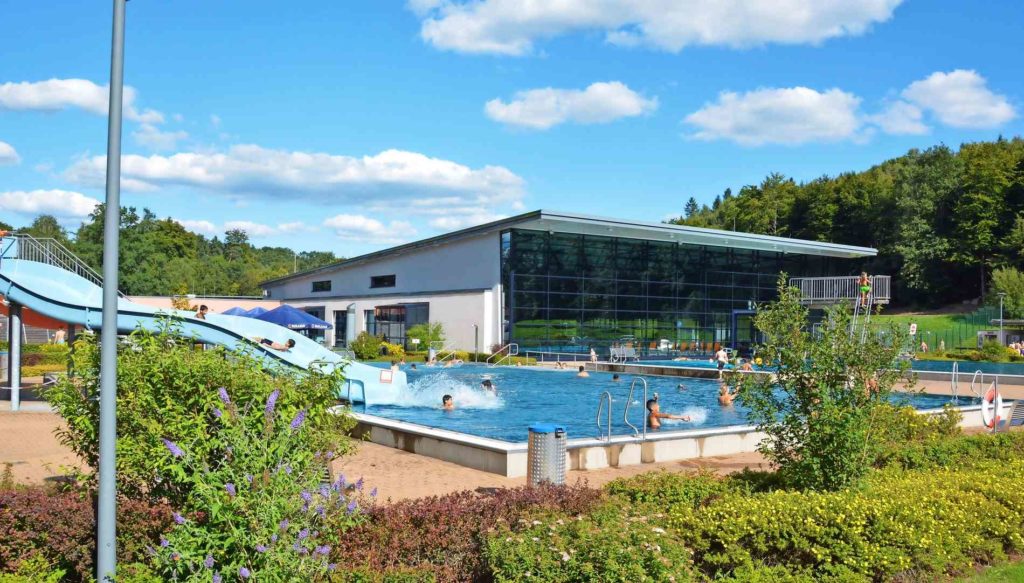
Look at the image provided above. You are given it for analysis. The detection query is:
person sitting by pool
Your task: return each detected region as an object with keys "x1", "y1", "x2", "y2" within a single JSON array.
[
  {"x1": 442, "y1": 394, "x2": 454, "y2": 410},
  {"x1": 612, "y1": 373, "x2": 621, "y2": 382},
  {"x1": 738, "y1": 359, "x2": 754, "y2": 372},
  {"x1": 390, "y1": 360, "x2": 400, "y2": 372},
  {"x1": 253, "y1": 337, "x2": 295, "y2": 352},
  {"x1": 646, "y1": 398, "x2": 691, "y2": 429},
  {"x1": 576, "y1": 365, "x2": 589, "y2": 378},
  {"x1": 481, "y1": 379, "x2": 497, "y2": 394},
  {"x1": 718, "y1": 383, "x2": 736, "y2": 406},
  {"x1": 195, "y1": 304, "x2": 209, "y2": 320}
]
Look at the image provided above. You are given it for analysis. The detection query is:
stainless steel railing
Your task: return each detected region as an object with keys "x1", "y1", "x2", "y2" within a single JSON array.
[
  {"x1": 3, "y1": 234, "x2": 125, "y2": 296},
  {"x1": 789, "y1": 275, "x2": 890, "y2": 304}
]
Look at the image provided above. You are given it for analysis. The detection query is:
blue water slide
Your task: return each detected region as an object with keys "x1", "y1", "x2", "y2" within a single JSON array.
[{"x1": 0, "y1": 237, "x2": 405, "y2": 405}]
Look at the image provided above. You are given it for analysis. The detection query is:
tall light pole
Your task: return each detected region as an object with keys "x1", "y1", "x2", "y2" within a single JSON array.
[
  {"x1": 97, "y1": 0, "x2": 127, "y2": 580},
  {"x1": 999, "y1": 292, "x2": 1007, "y2": 345}
]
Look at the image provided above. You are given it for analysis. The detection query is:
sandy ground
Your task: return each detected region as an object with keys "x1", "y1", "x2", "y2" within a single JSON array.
[{"x1": 0, "y1": 401, "x2": 768, "y2": 499}]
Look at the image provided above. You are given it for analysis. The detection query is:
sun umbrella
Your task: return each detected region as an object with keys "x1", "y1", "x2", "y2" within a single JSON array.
[
  {"x1": 221, "y1": 306, "x2": 249, "y2": 316},
  {"x1": 244, "y1": 306, "x2": 269, "y2": 318},
  {"x1": 255, "y1": 304, "x2": 332, "y2": 330}
]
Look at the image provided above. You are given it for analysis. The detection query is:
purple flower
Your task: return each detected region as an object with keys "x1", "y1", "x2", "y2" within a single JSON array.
[
  {"x1": 326, "y1": 450, "x2": 335, "y2": 458},
  {"x1": 289, "y1": 409, "x2": 306, "y2": 430},
  {"x1": 300, "y1": 490, "x2": 312, "y2": 503},
  {"x1": 255, "y1": 544, "x2": 268, "y2": 553},
  {"x1": 271, "y1": 533, "x2": 279, "y2": 543},
  {"x1": 225, "y1": 483, "x2": 236, "y2": 497},
  {"x1": 218, "y1": 387, "x2": 230, "y2": 405},
  {"x1": 213, "y1": 574, "x2": 222, "y2": 583},
  {"x1": 279, "y1": 519, "x2": 289, "y2": 530},
  {"x1": 314, "y1": 545, "x2": 330, "y2": 556},
  {"x1": 245, "y1": 474, "x2": 253, "y2": 484},
  {"x1": 298, "y1": 528, "x2": 309, "y2": 540},
  {"x1": 332, "y1": 475, "x2": 346, "y2": 491},
  {"x1": 347, "y1": 500, "x2": 358, "y2": 513},
  {"x1": 239, "y1": 566, "x2": 251, "y2": 579},
  {"x1": 213, "y1": 407, "x2": 222, "y2": 418},
  {"x1": 284, "y1": 465, "x2": 292, "y2": 475},
  {"x1": 264, "y1": 389, "x2": 280, "y2": 416},
  {"x1": 319, "y1": 485, "x2": 330, "y2": 499},
  {"x1": 370, "y1": 487, "x2": 378, "y2": 498},
  {"x1": 327, "y1": 564, "x2": 337, "y2": 572},
  {"x1": 316, "y1": 505, "x2": 326, "y2": 517},
  {"x1": 204, "y1": 555, "x2": 214, "y2": 569},
  {"x1": 145, "y1": 546, "x2": 156, "y2": 556},
  {"x1": 173, "y1": 512, "x2": 185, "y2": 525},
  {"x1": 162, "y1": 439, "x2": 184, "y2": 458},
  {"x1": 159, "y1": 536, "x2": 169, "y2": 548},
  {"x1": 355, "y1": 478, "x2": 364, "y2": 491}
]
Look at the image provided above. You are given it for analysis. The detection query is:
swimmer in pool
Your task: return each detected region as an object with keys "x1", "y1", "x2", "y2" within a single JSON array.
[
  {"x1": 646, "y1": 398, "x2": 690, "y2": 429},
  {"x1": 576, "y1": 365, "x2": 589, "y2": 378},
  {"x1": 442, "y1": 394, "x2": 454, "y2": 410},
  {"x1": 481, "y1": 379, "x2": 497, "y2": 394},
  {"x1": 718, "y1": 382, "x2": 736, "y2": 406},
  {"x1": 612, "y1": 374, "x2": 621, "y2": 382}
]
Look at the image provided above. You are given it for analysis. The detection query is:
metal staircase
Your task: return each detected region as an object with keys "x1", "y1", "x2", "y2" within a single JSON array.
[
  {"x1": 486, "y1": 343, "x2": 518, "y2": 367},
  {"x1": 2, "y1": 234, "x2": 124, "y2": 296}
]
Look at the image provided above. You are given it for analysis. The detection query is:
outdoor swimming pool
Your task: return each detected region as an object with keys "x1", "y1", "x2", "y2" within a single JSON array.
[{"x1": 365, "y1": 364, "x2": 973, "y2": 443}]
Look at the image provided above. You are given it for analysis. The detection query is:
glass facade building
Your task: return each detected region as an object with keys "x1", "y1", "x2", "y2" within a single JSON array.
[{"x1": 501, "y1": 229, "x2": 854, "y2": 356}]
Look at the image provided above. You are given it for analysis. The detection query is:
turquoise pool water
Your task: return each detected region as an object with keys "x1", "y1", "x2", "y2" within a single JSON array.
[
  {"x1": 364, "y1": 364, "x2": 973, "y2": 443},
  {"x1": 910, "y1": 360, "x2": 1024, "y2": 376}
]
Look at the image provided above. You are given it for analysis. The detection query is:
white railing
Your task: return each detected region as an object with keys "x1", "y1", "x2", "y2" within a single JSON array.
[
  {"x1": 4, "y1": 234, "x2": 125, "y2": 296},
  {"x1": 486, "y1": 343, "x2": 519, "y2": 367},
  {"x1": 789, "y1": 275, "x2": 890, "y2": 305}
]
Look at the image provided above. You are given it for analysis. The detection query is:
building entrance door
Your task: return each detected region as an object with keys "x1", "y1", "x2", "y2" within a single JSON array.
[{"x1": 731, "y1": 310, "x2": 759, "y2": 356}]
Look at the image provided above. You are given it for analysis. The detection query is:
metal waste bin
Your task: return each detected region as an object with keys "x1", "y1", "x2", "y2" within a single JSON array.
[{"x1": 527, "y1": 423, "x2": 567, "y2": 485}]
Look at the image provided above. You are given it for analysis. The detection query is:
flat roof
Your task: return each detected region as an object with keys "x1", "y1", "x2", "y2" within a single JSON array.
[{"x1": 262, "y1": 209, "x2": 877, "y2": 287}]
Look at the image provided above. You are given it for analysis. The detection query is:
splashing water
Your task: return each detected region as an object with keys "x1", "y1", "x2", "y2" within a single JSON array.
[
  {"x1": 682, "y1": 406, "x2": 709, "y2": 425},
  {"x1": 390, "y1": 372, "x2": 505, "y2": 410}
]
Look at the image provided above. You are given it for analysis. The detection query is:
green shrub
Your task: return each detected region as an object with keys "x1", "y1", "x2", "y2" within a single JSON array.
[
  {"x1": 605, "y1": 470, "x2": 736, "y2": 508},
  {"x1": 406, "y1": 323, "x2": 445, "y2": 348},
  {"x1": 485, "y1": 503, "x2": 694, "y2": 582},
  {"x1": 331, "y1": 568, "x2": 437, "y2": 582},
  {"x1": 876, "y1": 429, "x2": 1024, "y2": 471},
  {"x1": 382, "y1": 342, "x2": 405, "y2": 359},
  {"x1": 981, "y1": 340, "x2": 1014, "y2": 363},
  {"x1": 351, "y1": 332, "x2": 384, "y2": 360},
  {"x1": 45, "y1": 319, "x2": 355, "y2": 504}
]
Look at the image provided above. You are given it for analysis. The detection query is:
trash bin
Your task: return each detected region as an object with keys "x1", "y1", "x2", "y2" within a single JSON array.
[{"x1": 527, "y1": 423, "x2": 567, "y2": 486}]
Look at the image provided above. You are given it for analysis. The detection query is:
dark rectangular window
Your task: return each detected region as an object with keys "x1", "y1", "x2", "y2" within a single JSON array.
[
  {"x1": 311, "y1": 280, "x2": 331, "y2": 292},
  {"x1": 370, "y1": 274, "x2": 396, "y2": 288}
]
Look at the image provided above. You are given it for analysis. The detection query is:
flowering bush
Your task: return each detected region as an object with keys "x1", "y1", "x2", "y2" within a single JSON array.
[
  {"x1": 151, "y1": 385, "x2": 369, "y2": 581},
  {"x1": 333, "y1": 484, "x2": 602, "y2": 582},
  {"x1": 46, "y1": 320, "x2": 355, "y2": 504}
]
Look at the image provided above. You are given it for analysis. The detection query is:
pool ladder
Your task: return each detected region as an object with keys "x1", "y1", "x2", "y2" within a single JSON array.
[
  {"x1": 595, "y1": 391, "x2": 612, "y2": 441},
  {"x1": 594, "y1": 377, "x2": 650, "y2": 441},
  {"x1": 623, "y1": 377, "x2": 648, "y2": 441},
  {"x1": 343, "y1": 379, "x2": 367, "y2": 413}
]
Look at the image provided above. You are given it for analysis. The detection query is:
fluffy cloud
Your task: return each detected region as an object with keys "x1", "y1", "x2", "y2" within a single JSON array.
[
  {"x1": 64, "y1": 145, "x2": 526, "y2": 208},
  {"x1": 866, "y1": 100, "x2": 928, "y2": 135},
  {"x1": 0, "y1": 141, "x2": 19, "y2": 166},
  {"x1": 415, "y1": 0, "x2": 903, "y2": 55},
  {"x1": 133, "y1": 124, "x2": 189, "y2": 151},
  {"x1": 485, "y1": 81, "x2": 657, "y2": 129},
  {"x1": 900, "y1": 69, "x2": 1016, "y2": 129},
  {"x1": 174, "y1": 219, "x2": 218, "y2": 235},
  {"x1": 0, "y1": 78, "x2": 164, "y2": 123},
  {"x1": 323, "y1": 214, "x2": 417, "y2": 244},
  {"x1": 0, "y1": 189, "x2": 100, "y2": 218},
  {"x1": 684, "y1": 87, "x2": 863, "y2": 146}
]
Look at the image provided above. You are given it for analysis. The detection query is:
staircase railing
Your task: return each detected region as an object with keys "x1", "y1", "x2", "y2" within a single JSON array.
[
  {"x1": 790, "y1": 275, "x2": 890, "y2": 305},
  {"x1": 2, "y1": 234, "x2": 125, "y2": 296},
  {"x1": 486, "y1": 343, "x2": 518, "y2": 367},
  {"x1": 595, "y1": 391, "x2": 612, "y2": 441},
  {"x1": 623, "y1": 377, "x2": 649, "y2": 440}
]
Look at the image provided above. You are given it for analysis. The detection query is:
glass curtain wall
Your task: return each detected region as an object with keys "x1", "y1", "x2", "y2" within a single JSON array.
[
  {"x1": 501, "y1": 229, "x2": 851, "y2": 357},
  {"x1": 367, "y1": 303, "x2": 430, "y2": 348}
]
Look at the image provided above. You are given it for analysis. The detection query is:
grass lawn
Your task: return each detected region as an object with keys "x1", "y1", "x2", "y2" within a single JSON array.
[
  {"x1": 873, "y1": 312, "x2": 993, "y2": 350},
  {"x1": 959, "y1": 561, "x2": 1024, "y2": 581}
]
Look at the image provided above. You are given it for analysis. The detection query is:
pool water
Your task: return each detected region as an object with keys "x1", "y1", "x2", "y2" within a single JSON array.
[{"x1": 364, "y1": 364, "x2": 972, "y2": 443}]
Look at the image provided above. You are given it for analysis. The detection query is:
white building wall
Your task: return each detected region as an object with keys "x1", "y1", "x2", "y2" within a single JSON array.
[{"x1": 264, "y1": 232, "x2": 504, "y2": 352}]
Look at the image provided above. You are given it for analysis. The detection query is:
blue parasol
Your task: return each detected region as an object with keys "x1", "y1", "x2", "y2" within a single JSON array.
[
  {"x1": 244, "y1": 306, "x2": 269, "y2": 318},
  {"x1": 221, "y1": 306, "x2": 249, "y2": 316},
  {"x1": 255, "y1": 304, "x2": 332, "y2": 330}
]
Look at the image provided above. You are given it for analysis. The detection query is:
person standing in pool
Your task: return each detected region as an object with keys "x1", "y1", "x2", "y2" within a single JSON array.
[
  {"x1": 858, "y1": 272, "x2": 871, "y2": 307},
  {"x1": 576, "y1": 365, "x2": 590, "y2": 378},
  {"x1": 612, "y1": 374, "x2": 621, "y2": 382},
  {"x1": 646, "y1": 398, "x2": 691, "y2": 429},
  {"x1": 715, "y1": 346, "x2": 729, "y2": 378},
  {"x1": 718, "y1": 382, "x2": 736, "y2": 406},
  {"x1": 442, "y1": 394, "x2": 454, "y2": 410}
]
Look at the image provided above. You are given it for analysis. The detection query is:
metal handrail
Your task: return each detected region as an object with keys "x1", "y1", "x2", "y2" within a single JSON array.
[
  {"x1": 595, "y1": 391, "x2": 612, "y2": 441},
  {"x1": 487, "y1": 343, "x2": 518, "y2": 367},
  {"x1": 790, "y1": 275, "x2": 890, "y2": 304},
  {"x1": 523, "y1": 349, "x2": 587, "y2": 363},
  {"x1": 623, "y1": 377, "x2": 648, "y2": 440},
  {"x1": 3, "y1": 233, "x2": 125, "y2": 296},
  {"x1": 950, "y1": 361, "x2": 959, "y2": 402},
  {"x1": 970, "y1": 370, "x2": 985, "y2": 399}
]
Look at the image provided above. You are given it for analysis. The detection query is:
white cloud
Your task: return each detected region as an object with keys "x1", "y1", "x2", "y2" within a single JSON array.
[
  {"x1": 63, "y1": 145, "x2": 526, "y2": 209},
  {"x1": 174, "y1": 219, "x2": 217, "y2": 235},
  {"x1": 901, "y1": 69, "x2": 1016, "y2": 129},
  {"x1": 684, "y1": 87, "x2": 863, "y2": 146},
  {"x1": 485, "y1": 81, "x2": 657, "y2": 129},
  {"x1": 428, "y1": 212, "x2": 506, "y2": 230},
  {"x1": 210, "y1": 114, "x2": 222, "y2": 127},
  {"x1": 415, "y1": 0, "x2": 903, "y2": 55},
  {"x1": 867, "y1": 100, "x2": 929, "y2": 135},
  {"x1": 323, "y1": 214, "x2": 417, "y2": 244},
  {"x1": 0, "y1": 141, "x2": 19, "y2": 166},
  {"x1": 0, "y1": 189, "x2": 100, "y2": 218},
  {"x1": 0, "y1": 78, "x2": 164, "y2": 123},
  {"x1": 133, "y1": 124, "x2": 189, "y2": 151},
  {"x1": 223, "y1": 220, "x2": 280, "y2": 237}
]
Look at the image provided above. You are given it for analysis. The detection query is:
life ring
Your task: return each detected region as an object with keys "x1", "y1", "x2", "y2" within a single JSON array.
[{"x1": 982, "y1": 386, "x2": 1003, "y2": 429}]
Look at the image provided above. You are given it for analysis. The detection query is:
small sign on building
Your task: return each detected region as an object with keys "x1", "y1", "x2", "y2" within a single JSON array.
[{"x1": 909, "y1": 323, "x2": 917, "y2": 336}]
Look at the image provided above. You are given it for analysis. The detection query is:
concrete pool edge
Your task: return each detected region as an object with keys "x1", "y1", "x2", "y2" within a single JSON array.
[{"x1": 342, "y1": 403, "x2": 998, "y2": 478}]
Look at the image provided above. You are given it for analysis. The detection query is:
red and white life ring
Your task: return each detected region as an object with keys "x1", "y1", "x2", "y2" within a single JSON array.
[{"x1": 982, "y1": 386, "x2": 1003, "y2": 429}]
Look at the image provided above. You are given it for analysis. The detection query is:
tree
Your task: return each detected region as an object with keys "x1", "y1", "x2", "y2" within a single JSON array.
[
  {"x1": 24, "y1": 215, "x2": 70, "y2": 245},
  {"x1": 684, "y1": 197, "x2": 699, "y2": 218},
  {"x1": 991, "y1": 267, "x2": 1024, "y2": 319},
  {"x1": 406, "y1": 322, "x2": 446, "y2": 348},
  {"x1": 736, "y1": 275, "x2": 908, "y2": 490}
]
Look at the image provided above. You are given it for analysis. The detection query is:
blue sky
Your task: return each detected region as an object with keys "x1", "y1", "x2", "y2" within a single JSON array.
[{"x1": 1, "y1": 0, "x2": 1022, "y2": 255}]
